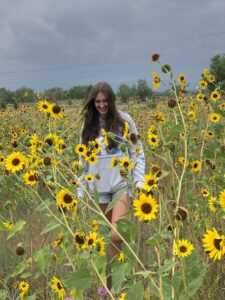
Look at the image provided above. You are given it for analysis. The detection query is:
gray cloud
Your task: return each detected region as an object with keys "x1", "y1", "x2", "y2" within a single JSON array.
[{"x1": 0, "y1": 0, "x2": 224, "y2": 91}]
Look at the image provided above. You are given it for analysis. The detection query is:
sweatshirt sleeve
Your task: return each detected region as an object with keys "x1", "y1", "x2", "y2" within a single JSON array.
[{"x1": 126, "y1": 114, "x2": 145, "y2": 189}]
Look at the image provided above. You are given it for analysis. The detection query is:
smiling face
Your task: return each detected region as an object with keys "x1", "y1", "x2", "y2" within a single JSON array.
[{"x1": 94, "y1": 92, "x2": 109, "y2": 118}]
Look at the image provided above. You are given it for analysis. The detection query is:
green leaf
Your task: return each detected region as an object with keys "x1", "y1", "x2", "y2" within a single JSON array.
[
  {"x1": 93, "y1": 186, "x2": 99, "y2": 205},
  {"x1": 0, "y1": 289, "x2": 8, "y2": 300},
  {"x1": 116, "y1": 219, "x2": 137, "y2": 241},
  {"x1": 64, "y1": 268, "x2": 92, "y2": 290},
  {"x1": 40, "y1": 220, "x2": 62, "y2": 235},
  {"x1": 126, "y1": 283, "x2": 144, "y2": 300},
  {"x1": 157, "y1": 259, "x2": 177, "y2": 275},
  {"x1": 146, "y1": 233, "x2": 161, "y2": 246},
  {"x1": 36, "y1": 199, "x2": 51, "y2": 212},
  {"x1": 33, "y1": 245, "x2": 51, "y2": 275},
  {"x1": 7, "y1": 220, "x2": 26, "y2": 239},
  {"x1": 112, "y1": 263, "x2": 128, "y2": 291},
  {"x1": 134, "y1": 270, "x2": 154, "y2": 278}
]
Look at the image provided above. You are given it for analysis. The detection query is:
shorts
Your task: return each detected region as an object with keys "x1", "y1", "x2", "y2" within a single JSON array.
[{"x1": 98, "y1": 185, "x2": 133, "y2": 204}]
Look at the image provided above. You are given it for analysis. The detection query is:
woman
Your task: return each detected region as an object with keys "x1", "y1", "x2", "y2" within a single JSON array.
[{"x1": 77, "y1": 81, "x2": 145, "y2": 257}]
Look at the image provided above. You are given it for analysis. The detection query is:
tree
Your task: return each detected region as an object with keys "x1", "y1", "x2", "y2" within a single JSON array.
[
  {"x1": 43, "y1": 87, "x2": 64, "y2": 102},
  {"x1": 0, "y1": 88, "x2": 12, "y2": 107},
  {"x1": 13, "y1": 87, "x2": 36, "y2": 103},
  {"x1": 117, "y1": 84, "x2": 132, "y2": 102},
  {"x1": 210, "y1": 54, "x2": 225, "y2": 90},
  {"x1": 136, "y1": 79, "x2": 153, "y2": 101}
]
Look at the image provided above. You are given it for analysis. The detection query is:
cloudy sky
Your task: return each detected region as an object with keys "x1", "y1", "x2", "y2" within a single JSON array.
[{"x1": 0, "y1": 0, "x2": 225, "y2": 92}]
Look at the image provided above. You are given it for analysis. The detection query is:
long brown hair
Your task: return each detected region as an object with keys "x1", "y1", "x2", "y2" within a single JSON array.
[{"x1": 81, "y1": 81, "x2": 125, "y2": 149}]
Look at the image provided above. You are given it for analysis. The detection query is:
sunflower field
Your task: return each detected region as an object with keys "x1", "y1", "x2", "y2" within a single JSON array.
[{"x1": 0, "y1": 57, "x2": 225, "y2": 300}]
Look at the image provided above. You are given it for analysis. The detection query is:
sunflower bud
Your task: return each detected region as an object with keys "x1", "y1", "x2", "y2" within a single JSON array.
[
  {"x1": 16, "y1": 244, "x2": 25, "y2": 256},
  {"x1": 175, "y1": 207, "x2": 188, "y2": 222},
  {"x1": 167, "y1": 99, "x2": 177, "y2": 108},
  {"x1": 128, "y1": 132, "x2": 138, "y2": 144}
]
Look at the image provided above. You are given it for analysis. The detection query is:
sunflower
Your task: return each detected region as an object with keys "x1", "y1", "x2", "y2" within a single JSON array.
[
  {"x1": 85, "y1": 231, "x2": 97, "y2": 248},
  {"x1": 2, "y1": 221, "x2": 14, "y2": 229},
  {"x1": 173, "y1": 240, "x2": 194, "y2": 257},
  {"x1": 74, "y1": 230, "x2": 86, "y2": 250},
  {"x1": 44, "y1": 133, "x2": 59, "y2": 146},
  {"x1": 118, "y1": 251, "x2": 125, "y2": 263},
  {"x1": 133, "y1": 192, "x2": 158, "y2": 222},
  {"x1": 200, "y1": 188, "x2": 210, "y2": 198},
  {"x1": 177, "y1": 73, "x2": 186, "y2": 85},
  {"x1": 143, "y1": 172, "x2": 159, "y2": 192},
  {"x1": 91, "y1": 138, "x2": 101, "y2": 154},
  {"x1": 92, "y1": 219, "x2": 99, "y2": 231},
  {"x1": 85, "y1": 153, "x2": 98, "y2": 165},
  {"x1": 210, "y1": 90, "x2": 221, "y2": 101},
  {"x1": 122, "y1": 121, "x2": 129, "y2": 139},
  {"x1": 110, "y1": 155, "x2": 117, "y2": 168},
  {"x1": 23, "y1": 170, "x2": 38, "y2": 186},
  {"x1": 56, "y1": 139, "x2": 67, "y2": 153},
  {"x1": 38, "y1": 100, "x2": 51, "y2": 113},
  {"x1": 52, "y1": 232, "x2": 64, "y2": 249},
  {"x1": 49, "y1": 103, "x2": 63, "y2": 119},
  {"x1": 56, "y1": 189, "x2": 77, "y2": 211},
  {"x1": 203, "y1": 68, "x2": 210, "y2": 78},
  {"x1": 119, "y1": 156, "x2": 134, "y2": 171},
  {"x1": 178, "y1": 156, "x2": 189, "y2": 167},
  {"x1": 219, "y1": 189, "x2": 225, "y2": 210},
  {"x1": 51, "y1": 276, "x2": 66, "y2": 299},
  {"x1": 75, "y1": 144, "x2": 87, "y2": 156},
  {"x1": 118, "y1": 292, "x2": 127, "y2": 300},
  {"x1": 208, "y1": 197, "x2": 218, "y2": 213},
  {"x1": 18, "y1": 281, "x2": 29, "y2": 299},
  {"x1": 191, "y1": 160, "x2": 201, "y2": 172},
  {"x1": 84, "y1": 174, "x2": 94, "y2": 182},
  {"x1": 207, "y1": 131, "x2": 215, "y2": 139},
  {"x1": 152, "y1": 71, "x2": 160, "y2": 90},
  {"x1": 187, "y1": 111, "x2": 197, "y2": 120},
  {"x1": 93, "y1": 237, "x2": 104, "y2": 256},
  {"x1": 203, "y1": 228, "x2": 225, "y2": 260},
  {"x1": 199, "y1": 80, "x2": 208, "y2": 89},
  {"x1": 5, "y1": 151, "x2": 26, "y2": 173},
  {"x1": 209, "y1": 112, "x2": 221, "y2": 123},
  {"x1": 196, "y1": 93, "x2": 204, "y2": 101},
  {"x1": 101, "y1": 128, "x2": 108, "y2": 145},
  {"x1": 219, "y1": 102, "x2": 225, "y2": 110},
  {"x1": 147, "y1": 133, "x2": 159, "y2": 148}
]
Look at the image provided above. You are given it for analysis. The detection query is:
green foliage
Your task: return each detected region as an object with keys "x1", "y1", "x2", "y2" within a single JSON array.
[
  {"x1": 210, "y1": 53, "x2": 225, "y2": 90},
  {"x1": 64, "y1": 267, "x2": 92, "y2": 290},
  {"x1": 136, "y1": 79, "x2": 153, "y2": 101}
]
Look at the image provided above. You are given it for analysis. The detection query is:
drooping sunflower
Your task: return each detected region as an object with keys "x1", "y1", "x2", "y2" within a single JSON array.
[
  {"x1": 210, "y1": 90, "x2": 221, "y2": 101},
  {"x1": 96, "y1": 237, "x2": 106, "y2": 256},
  {"x1": 173, "y1": 239, "x2": 194, "y2": 257},
  {"x1": 202, "y1": 228, "x2": 225, "y2": 260},
  {"x1": 208, "y1": 197, "x2": 218, "y2": 213},
  {"x1": 219, "y1": 102, "x2": 225, "y2": 110},
  {"x1": 75, "y1": 144, "x2": 87, "y2": 156},
  {"x1": 5, "y1": 151, "x2": 27, "y2": 173},
  {"x1": 122, "y1": 121, "x2": 129, "y2": 139},
  {"x1": 23, "y1": 170, "x2": 38, "y2": 186},
  {"x1": 2, "y1": 221, "x2": 14, "y2": 229},
  {"x1": 101, "y1": 128, "x2": 108, "y2": 145},
  {"x1": 219, "y1": 189, "x2": 225, "y2": 210},
  {"x1": 191, "y1": 160, "x2": 201, "y2": 172},
  {"x1": 119, "y1": 156, "x2": 134, "y2": 171},
  {"x1": 133, "y1": 192, "x2": 158, "y2": 222},
  {"x1": 52, "y1": 232, "x2": 64, "y2": 249},
  {"x1": 152, "y1": 71, "x2": 160, "y2": 90},
  {"x1": 51, "y1": 276, "x2": 66, "y2": 299},
  {"x1": 91, "y1": 138, "x2": 101, "y2": 154},
  {"x1": 209, "y1": 112, "x2": 221, "y2": 123},
  {"x1": 110, "y1": 155, "x2": 117, "y2": 168},
  {"x1": 56, "y1": 189, "x2": 77, "y2": 210},
  {"x1": 49, "y1": 103, "x2": 63, "y2": 119},
  {"x1": 143, "y1": 172, "x2": 159, "y2": 192},
  {"x1": 38, "y1": 100, "x2": 51, "y2": 113}
]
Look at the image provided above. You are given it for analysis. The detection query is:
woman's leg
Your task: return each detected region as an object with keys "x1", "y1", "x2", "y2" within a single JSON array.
[{"x1": 109, "y1": 192, "x2": 131, "y2": 257}]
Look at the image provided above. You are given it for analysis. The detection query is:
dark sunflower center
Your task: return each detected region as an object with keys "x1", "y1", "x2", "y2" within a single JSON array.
[
  {"x1": 57, "y1": 282, "x2": 63, "y2": 290},
  {"x1": 75, "y1": 235, "x2": 85, "y2": 244},
  {"x1": 91, "y1": 157, "x2": 95, "y2": 161},
  {"x1": 213, "y1": 94, "x2": 217, "y2": 98},
  {"x1": 79, "y1": 147, "x2": 84, "y2": 152},
  {"x1": 52, "y1": 105, "x2": 61, "y2": 114},
  {"x1": 46, "y1": 138, "x2": 53, "y2": 146},
  {"x1": 214, "y1": 238, "x2": 222, "y2": 250},
  {"x1": 180, "y1": 246, "x2": 187, "y2": 253},
  {"x1": 28, "y1": 175, "x2": 35, "y2": 181},
  {"x1": 180, "y1": 76, "x2": 184, "y2": 81},
  {"x1": 43, "y1": 104, "x2": 48, "y2": 109},
  {"x1": 124, "y1": 161, "x2": 129, "y2": 167},
  {"x1": 63, "y1": 194, "x2": 73, "y2": 203},
  {"x1": 44, "y1": 157, "x2": 51, "y2": 165},
  {"x1": 152, "y1": 138, "x2": 156, "y2": 142},
  {"x1": 148, "y1": 179, "x2": 155, "y2": 186},
  {"x1": 141, "y1": 203, "x2": 152, "y2": 214},
  {"x1": 193, "y1": 163, "x2": 198, "y2": 168},
  {"x1": 88, "y1": 239, "x2": 94, "y2": 245},
  {"x1": 12, "y1": 158, "x2": 20, "y2": 166}
]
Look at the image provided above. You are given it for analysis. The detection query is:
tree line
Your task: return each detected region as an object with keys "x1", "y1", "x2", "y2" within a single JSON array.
[{"x1": 0, "y1": 54, "x2": 224, "y2": 108}]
